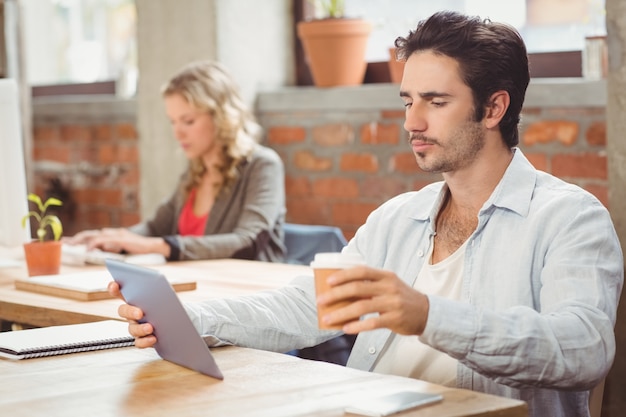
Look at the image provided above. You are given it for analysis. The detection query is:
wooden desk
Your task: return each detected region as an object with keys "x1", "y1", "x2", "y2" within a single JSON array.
[
  {"x1": 0, "y1": 258, "x2": 311, "y2": 327},
  {"x1": 0, "y1": 345, "x2": 527, "y2": 417},
  {"x1": 0, "y1": 254, "x2": 528, "y2": 416}
]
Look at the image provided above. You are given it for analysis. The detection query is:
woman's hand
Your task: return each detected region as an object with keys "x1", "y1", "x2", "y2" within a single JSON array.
[
  {"x1": 316, "y1": 266, "x2": 430, "y2": 335},
  {"x1": 91, "y1": 233, "x2": 157, "y2": 254},
  {"x1": 63, "y1": 228, "x2": 128, "y2": 250},
  {"x1": 68, "y1": 228, "x2": 170, "y2": 257},
  {"x1": 108, "y1": 281, "x2": 157, "y2": 348},
  {"x1": 63, "y1": 228, "x2": 110, "y2": 245}
]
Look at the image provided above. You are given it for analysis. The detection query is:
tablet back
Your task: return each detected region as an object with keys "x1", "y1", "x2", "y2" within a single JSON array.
[{"x1": 105, "y1": 259, "x2": 223, "y2": 380}]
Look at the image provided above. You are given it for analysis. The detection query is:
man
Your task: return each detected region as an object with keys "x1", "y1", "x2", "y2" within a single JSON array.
[{"x1": 111, "y1": 11, "x2": 623, "y2": 417}]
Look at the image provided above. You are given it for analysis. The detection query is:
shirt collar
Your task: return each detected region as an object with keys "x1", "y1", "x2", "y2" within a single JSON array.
[
  {"x1": 482, "y1": 148, "x2": 536, "y2": 217},
  {"x1": 409, "y1": 148, "x2": 537, "y2": 222}
]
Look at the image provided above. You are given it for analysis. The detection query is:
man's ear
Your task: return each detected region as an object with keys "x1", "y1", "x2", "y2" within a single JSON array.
[{"x1": 484, "y1": 90, "x2": 510, "y2": 129}]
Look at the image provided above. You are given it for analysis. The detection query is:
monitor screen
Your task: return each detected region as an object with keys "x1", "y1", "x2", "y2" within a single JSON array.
[{"x1": 0, "y1": 78, "x2": 31, "y2": 247}]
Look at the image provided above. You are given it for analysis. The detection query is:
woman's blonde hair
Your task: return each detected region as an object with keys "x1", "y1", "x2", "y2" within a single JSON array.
[{"x1": 161, "y1": 60, "x2": 261, "y2": 196}]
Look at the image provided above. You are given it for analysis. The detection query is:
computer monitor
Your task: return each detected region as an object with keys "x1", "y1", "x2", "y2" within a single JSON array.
[{"x1": 0, "y1": 78, "x2": 31, "y2": 247}]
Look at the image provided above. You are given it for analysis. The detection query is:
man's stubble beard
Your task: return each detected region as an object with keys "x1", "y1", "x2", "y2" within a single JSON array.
[{"x1": 411, "y1": 118, "x2": 486, "y2": 174}]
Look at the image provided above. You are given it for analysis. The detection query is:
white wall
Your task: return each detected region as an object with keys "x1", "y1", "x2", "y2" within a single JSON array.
[{"x1": 216, "y1": 0, "x2": 295, "y2": 104}]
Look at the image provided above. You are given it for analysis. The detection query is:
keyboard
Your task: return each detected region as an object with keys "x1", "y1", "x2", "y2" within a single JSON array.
[{"x1": 62, "y1": 244, "x2": 165, "y2": 266}]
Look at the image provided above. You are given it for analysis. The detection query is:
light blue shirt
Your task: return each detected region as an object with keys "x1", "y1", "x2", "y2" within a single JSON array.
[{"x1": 186, "y1": 149, "x2": 623, "y2": 417}]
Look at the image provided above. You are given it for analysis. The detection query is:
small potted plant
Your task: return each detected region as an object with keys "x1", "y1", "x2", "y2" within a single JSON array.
[
  {"x1": 297, "y1": 0, "x2": 372, "y2": 87},
  {"x1": 21, "y1": 193, "x2": 64, "y2": 276}
]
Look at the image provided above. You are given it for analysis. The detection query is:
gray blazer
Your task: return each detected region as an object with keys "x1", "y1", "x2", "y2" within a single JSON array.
[{"x1": 129, "y1": 145, "x2": 286, "y2": 262}]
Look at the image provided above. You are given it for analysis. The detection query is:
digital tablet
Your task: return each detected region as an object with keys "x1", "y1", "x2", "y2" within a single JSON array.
[
  {"x1": 345, "y1": 391, "x2": 443, "y2": 417},
  {"x1": 105, "y1": 259, "x2": 223, "y2": 380}
]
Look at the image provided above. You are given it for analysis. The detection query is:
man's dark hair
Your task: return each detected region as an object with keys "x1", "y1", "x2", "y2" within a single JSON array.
[{"x1": 395, "y1": 10, "x2": 530, "y2": 148}]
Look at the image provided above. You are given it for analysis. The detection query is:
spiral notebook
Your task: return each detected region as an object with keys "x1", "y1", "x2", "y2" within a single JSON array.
[{"x1": 0, "y1": 320, "x2": 134, "y2": 360}]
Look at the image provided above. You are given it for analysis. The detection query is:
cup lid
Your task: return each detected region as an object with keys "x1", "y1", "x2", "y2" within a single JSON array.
[{"x1": 310, "y1": 252, "x2": 365, "y2": 268}]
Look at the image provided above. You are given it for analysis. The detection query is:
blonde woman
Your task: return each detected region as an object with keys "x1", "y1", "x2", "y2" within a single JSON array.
[{"x1": 67, "y1": 61, "x2": 286, "y2": 262}]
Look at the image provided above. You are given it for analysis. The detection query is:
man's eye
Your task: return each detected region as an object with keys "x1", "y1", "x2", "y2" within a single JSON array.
[
  {"x1": 403, "y1": 102, "x2": 412, "y2": 108},
  {"x1": 432, "y1": 101, "x2": 446, "y2": 107}
]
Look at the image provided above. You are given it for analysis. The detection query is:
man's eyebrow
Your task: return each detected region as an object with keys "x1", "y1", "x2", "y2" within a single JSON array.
[
  {"x1": 399, "y1": 90, "x2": 453, "y2": 99},
  {"x1": 420, "y1": 91, "x2": 452, "y2": 99}
]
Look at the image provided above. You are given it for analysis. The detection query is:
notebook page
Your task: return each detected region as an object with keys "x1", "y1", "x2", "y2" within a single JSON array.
[{"x1": 0, "y1": 320, "x2": 133, "y2": 359}]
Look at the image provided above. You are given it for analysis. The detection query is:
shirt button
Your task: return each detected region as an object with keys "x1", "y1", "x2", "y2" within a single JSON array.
[
  {"x1": 417, "y1": 250, "x2": 424, "y2": 257},
  {"x1": 368, "y1": 346, "x2": 376, "y2": 354}
]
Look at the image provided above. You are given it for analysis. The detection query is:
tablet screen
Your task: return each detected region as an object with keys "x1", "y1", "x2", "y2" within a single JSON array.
[{"x1": 105, "y1": 259, "x2": 223, "y2": 380}]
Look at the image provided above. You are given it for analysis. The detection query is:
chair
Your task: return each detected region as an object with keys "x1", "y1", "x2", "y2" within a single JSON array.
[
  {"x1": 283, "y1": 223, "x2": 347, "y2": 265},
  {"x1": 283, "y1": 223, "x2": 356, "y2": 366},
  {"x1": 589, "y1": 378, "x2": 605, "y2": 417}
]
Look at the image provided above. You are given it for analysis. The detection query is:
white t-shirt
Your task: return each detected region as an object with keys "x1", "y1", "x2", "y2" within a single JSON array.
[{"x1": 372, "y1": 237, "x2": 466, "y2": 387}]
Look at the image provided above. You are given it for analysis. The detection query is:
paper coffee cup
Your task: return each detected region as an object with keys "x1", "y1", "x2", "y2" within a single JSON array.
[{"x1": 310, "y1": 252, "x2": 365, "y2": 330}]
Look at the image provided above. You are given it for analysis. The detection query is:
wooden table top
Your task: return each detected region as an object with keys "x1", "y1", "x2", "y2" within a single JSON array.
[
  {"x1": 0, "y1": 345, "x2": 527, "y2": 417},
  {"x1": 0, "y1": 251, "x2": 527, "y2": 416},
  {"x1": 0, "y1": 256, "x2": 312, "y2": 327}
]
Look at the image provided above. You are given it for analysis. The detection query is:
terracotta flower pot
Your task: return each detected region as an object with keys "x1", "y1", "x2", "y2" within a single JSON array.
[
  {"x1": 23, "y1": 240, "x2": 62, "y2": 277},
  {"x1": 297, "y1": 18, "x2": 372, "y2": 87},
  {"x1": 388, "y1": 47, "x2": 405, "y2": 84}
]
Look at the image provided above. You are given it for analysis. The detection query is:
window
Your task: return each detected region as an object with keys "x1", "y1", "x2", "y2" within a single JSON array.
[
  {"x1": 21, "y1": 0, "x2": 137, "y2": 96},
  {"x1": 343, "y1": 0, "x2": 605, "y2": 60},
  {"x1": 296, "y1": 0, "x2": 606, "y2": 84}
]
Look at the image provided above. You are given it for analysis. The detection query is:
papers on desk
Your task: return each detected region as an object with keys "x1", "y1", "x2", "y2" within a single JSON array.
[
  {"x1": 0, "y1": 320, "x2": 134, "y2": 360},
  {"x1": 14, "y1": 269, "x2": 197, "y2": 301},
  {"x1": 0, "y1": 245, "x2": 24, "y2": 268}
]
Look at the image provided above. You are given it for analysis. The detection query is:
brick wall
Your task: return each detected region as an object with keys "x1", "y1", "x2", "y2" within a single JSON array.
[
  {"x1": 258, "y1": 104, "x2": 607, "y2": 241},
  {"x1": 262, "y1": 109, "x2": 442, "y2": 240},
  {"x1": 521, "y1": 108, "x2": 608, "y2": 206},
  {"x1": 31, "y1": 100, "x2": 140, "y2": 237},
  {"x1": 30, "y1": 88, "x2": 607, "y2": 241}
]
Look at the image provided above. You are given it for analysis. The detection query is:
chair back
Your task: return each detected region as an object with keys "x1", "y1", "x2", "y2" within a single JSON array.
[
  {"x1": 283, "y1": 223, "x2": 347, "y2": 265},
  {"x1": 282, "y1": 223, "x2": 353, "y2": 365}
]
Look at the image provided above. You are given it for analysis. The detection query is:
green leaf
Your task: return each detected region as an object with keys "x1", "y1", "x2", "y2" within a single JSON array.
[
  {"x1": 24, "y1": 193, "x2": 64, "y2": 241},
  {"x1": 21, "y1": 211, "x2": 41, "y2": 230},
  {"x1": 27, "y1": 193, "x2": 44, "y2": 213},
  {"x1": 310, "y1": 0, "x2": 345, "y2": 19},
  {"x1": 46, "y1": 216, "x2": 63, "y2": 241},
  {"x1": 42, "y1": 197, "x2": 63, "y2": 212}
]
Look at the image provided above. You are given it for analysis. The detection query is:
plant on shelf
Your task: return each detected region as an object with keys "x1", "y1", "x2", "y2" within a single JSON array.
[
  {"x1": 297, "y1": 0, "x2": 371, "y2": 87},
  {"x1": 21, "y1": 193, "x2": 64, "y2": 277},
  {"x1": 314, "y1": 0, "x2": 345, "y2": 18}
]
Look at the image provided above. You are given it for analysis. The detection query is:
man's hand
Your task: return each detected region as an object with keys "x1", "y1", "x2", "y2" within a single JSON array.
[
  {"x1": 107, "y1": 281, "x2": 157, "y2": 348},
  {"x1": 316, "y1": 266, "x2": 430, "y2": 335}
]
